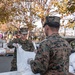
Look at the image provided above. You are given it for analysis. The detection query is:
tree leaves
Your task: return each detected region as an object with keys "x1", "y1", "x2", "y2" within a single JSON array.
[
  {"x1": 67, "y1": 0, "x2": 75, "y2": 13},
  {"x1": 0, "y1": 0, "x2": 75, "y2": 30}
]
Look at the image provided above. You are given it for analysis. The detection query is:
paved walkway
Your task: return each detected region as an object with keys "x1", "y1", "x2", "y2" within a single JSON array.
[{"x1": 0, "y1": 56, "x2": 13, "y2": 73}]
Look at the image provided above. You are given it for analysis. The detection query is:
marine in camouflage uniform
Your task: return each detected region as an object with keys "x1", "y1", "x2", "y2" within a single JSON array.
[
  {"x1": 7, "y1": 28, "x2": 34, "y2": 71},
  {"x1": 29, "y1": 16, "x2": 72, "y2": 75}
]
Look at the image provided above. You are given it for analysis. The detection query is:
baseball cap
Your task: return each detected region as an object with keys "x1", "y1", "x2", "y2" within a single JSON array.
[
  {"x1": 20, "y1": 28, "x2": 28, "y2": 35},
  {"x1": 43, "y1": 16, "x2": 60, "y2": 28}
]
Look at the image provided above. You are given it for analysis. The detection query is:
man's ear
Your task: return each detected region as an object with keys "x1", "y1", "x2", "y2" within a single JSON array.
[{"x1": 46, "y1": 25, "x2": 49, "y2": 30}]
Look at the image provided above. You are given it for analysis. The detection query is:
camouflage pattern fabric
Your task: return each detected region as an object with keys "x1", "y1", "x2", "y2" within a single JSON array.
[
  {"x1": 70, "y1": 40, "x2": 75, "y2": 50},
  {"x1": 30, "y1": 33, "x2": 72, "y2": 75},
  {"x1": 10, "y1": 58, "x2": 17, "y2": 71},
  {"x1": 8, "y1": 38, "x2": 34, "y2": 71}
]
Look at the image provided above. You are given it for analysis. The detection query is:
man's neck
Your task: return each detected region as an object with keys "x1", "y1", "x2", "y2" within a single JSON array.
[{"x1": 48, "y1": 31, "x2": 58, "y2": 36}]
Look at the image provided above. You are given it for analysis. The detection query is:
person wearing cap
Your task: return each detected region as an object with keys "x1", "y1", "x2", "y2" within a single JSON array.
[
  {"x1": 28, "y1": 16, "x2": 72, "y2": 75},
  {"x1": 7, "y1": 28, "x2": 35, "y2": 71}
]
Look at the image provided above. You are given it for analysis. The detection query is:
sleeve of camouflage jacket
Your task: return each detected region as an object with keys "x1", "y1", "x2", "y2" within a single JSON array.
[
  {"x1": 30, "y1": 41, "x2": 50, "y2": 74},
  {"x1": 10, "y1": 48, "x2": 17, "y2": 71},
  {"x1": 8, "y1": 39, "x2": 18, "y2": 71},
  {"x1": 7, "y1": 38, "x2": 18, "y2": 48}
]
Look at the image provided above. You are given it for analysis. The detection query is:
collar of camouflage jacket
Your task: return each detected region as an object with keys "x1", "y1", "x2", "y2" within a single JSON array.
[{"x1": 46, "y1": 33, "x2": 59, "y2": 39}]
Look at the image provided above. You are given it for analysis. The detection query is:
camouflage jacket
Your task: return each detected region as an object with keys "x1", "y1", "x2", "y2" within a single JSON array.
[
  {"x1": 30, "y1": 33, "x2": 72, "y2": 75},
  {"x1": 70, "y1": 40, "x2": 75, "y2": 50},
  {"x1": 8, "y1": 38, "x2": 34, "y2": 71}
]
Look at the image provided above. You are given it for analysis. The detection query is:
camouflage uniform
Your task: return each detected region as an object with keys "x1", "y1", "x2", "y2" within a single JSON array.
[
  {"x1": 70, "y1": 40, "x2": 75, "y2": 50},
  {"x1": 30, "y1": 33, "x2": 72, "y2": 75},
  {"x1": 8, "y1": 38, "x2": 34, "y2": 71}
]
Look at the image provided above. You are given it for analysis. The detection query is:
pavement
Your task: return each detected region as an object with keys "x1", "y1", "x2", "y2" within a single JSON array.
[{"x1": 0, "y1": 56, "x2": 14, "y2": 73}]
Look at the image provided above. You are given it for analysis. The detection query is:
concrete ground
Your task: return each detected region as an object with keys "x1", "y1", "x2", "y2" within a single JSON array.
[{"x1": 0, "y1": 56, "x2": 14, "y2": 73}]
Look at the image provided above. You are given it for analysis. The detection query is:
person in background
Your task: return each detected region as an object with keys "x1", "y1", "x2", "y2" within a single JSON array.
[
  {"x1": 0, "y1": 31, "x2": 3, "y2": 39},
  {"x1": 7, "y1": 27, "x2": 34, "y2": 71},
  {"x1": 8, "y1": 31, "x2": 13, "y2": 42},
  {"x1": 28, "y1": 16, "x2": 73, "y2": 75},
  {"x1": 12, "y1": 31, "x2": 21, "y2": 40}
]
